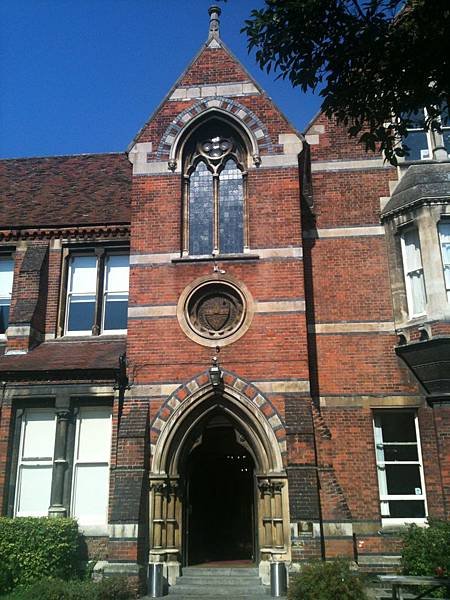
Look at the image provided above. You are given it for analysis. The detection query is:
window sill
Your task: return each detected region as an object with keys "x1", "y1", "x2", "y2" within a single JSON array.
[
  {"x1": 77, "y1": 524, "x2": 109, "y2": 537},
  {"x1": 55, "y1": 333, "x2": 127, "y2": 342},
  {"x1": 172, "y1": 253, "x2": 259, "y2": 264},
  {"x1": 381, "y1": 518, "x2": 428, "y2": 531}
]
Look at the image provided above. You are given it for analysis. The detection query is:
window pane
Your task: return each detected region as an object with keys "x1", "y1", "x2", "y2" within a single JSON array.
[
  {"x1": 0, "y1": 303, "x2": 10, "y2": 334},
  {"x1": 383, "y1": 445, "x2": 418, "y2": 461},
  {"x1": 385, "y1": 464, "x2": 422, "y2": 495},
  {"x1": 403, "y1": 230, "x2": 422, "y2": 271},
  {"x1": 443, "y1": 130, "x2": 450, "y2": 157},
  {"x1": 76, "y1": 407, "x2": 111, "y2": 462},
  {"x1": 189, "y1": 162, "x2": 214, "y2": 255},
  {"x1": 72, "y1": 465, "x2": 109, "y2": 524},
  {"x1": 69, "y1": 256, "x2": 97, "y2": 293},
  {"x1": 219, "y1": 159, "x2": 244, "y2": 254},
  {"x1": 0, "y1": 257, "x2": 14, "y2": 296},
  {"x1": 67, "y1": 295, "x2": 96, "y2": 332},
  {"x1": 105, "y1": 255, "x2": 129, "y2": 293},
  {"x1": 16, "y1": 465, "x2": 52, "y2": 516},
  {"x1": 103, "y1": 294, "x2": 128, "y2": 331},
  {"x1": 404, "y1": 131, "x2": 429, "y2": 160},
  {"x1": 388, "y1": 500, "x2": 425, "y2": 518},
  {"x1": 409, "y1": 271, "x2": 426, "y2": 314},
  {"x1": 22, "y1": 410, "x2": 56, "y2": 459},
  {"x1": 378, "y1": 412, "x2": 417, "y2": 443}
]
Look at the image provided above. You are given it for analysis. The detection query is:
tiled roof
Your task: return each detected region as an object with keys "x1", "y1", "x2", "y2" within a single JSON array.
[
  {"x1": 0, "y1": 153, "x2": 131, "y2": 229},
  {"x1": 0, "y1": 338, "x2": 125, "y2": 379}
]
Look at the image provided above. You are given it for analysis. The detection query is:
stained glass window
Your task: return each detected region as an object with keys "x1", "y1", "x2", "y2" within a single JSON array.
[
  {"x1": 189, "y1": 162, "x2": 214, "y2": 256},
  {"x1": 219, "y1": 159, "x2": 244, "y2": 254}
]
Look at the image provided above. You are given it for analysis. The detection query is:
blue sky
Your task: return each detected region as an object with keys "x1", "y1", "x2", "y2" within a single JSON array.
[{"x1": 0, "y1": 0, "x2": 322, "y2": 159}]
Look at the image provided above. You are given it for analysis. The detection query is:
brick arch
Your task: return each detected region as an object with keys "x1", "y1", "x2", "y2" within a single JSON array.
[
  {"x1": 150, "y1": 369, "x2": 287, "y2": 474},
  {"x1": 156, "y1": 96, "x2": 274, "y2": 164}
]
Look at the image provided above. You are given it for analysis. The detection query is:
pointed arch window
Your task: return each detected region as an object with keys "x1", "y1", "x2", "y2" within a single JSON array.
[{"x1": 183, "y1": 124, "x2": 248, "y2": 256}]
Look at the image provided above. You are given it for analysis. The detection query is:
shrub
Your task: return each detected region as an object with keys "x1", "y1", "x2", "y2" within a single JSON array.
[
  {"x1": 402, "y1": 519, "x2": 450, "y2": 578},
  {"x1": 2, "y1": 576, "x2": 133, "y2": 600},
  {"x1": 0, "y1": 517, "x2": 81, "y2": 593},
  {"x1": 288, "y1": 559, "x2": 368, "y2": 600}
]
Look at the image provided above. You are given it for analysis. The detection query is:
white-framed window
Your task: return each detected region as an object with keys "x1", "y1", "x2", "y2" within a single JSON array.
[
  {"x1": 13, "y1": 405, "x2": 112, "y2": 526},
  {"x1": 404, "y1": 108, "x2": 450, "y2": 161},
  {"x1": 373, "y1": 411, "x2": 427, "y2": 525},
  {"x1": 0, "y1": 255, "x2": 14, "y2": 335},
  {"x1": 14, "y1": 409, "x2": 56, "y2": 517},
  {"x1": 438, "y1": 222, "x2": 450, "y2": 302},
  {"x1": 400, "y1": 228, "x2": 426, "y2": 317},
  {"x1": 71, "y1": 406, "x2": 112, "y2": 526},
  {"x1": 65, "y1": 250, "x2": 129, "y2": 336}
]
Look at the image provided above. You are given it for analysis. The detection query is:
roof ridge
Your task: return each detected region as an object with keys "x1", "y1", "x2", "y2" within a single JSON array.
[{"x1": 0, "y1": 151, "x2": 127, "y2": 162}]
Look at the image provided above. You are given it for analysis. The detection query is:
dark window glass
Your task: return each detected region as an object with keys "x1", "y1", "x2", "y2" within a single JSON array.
[
  {"x1": 443, "y1": 130, "x2": 450, "y2": 157},
  {"x1": 104, "y1": 295, "x2": 128, "y2": 331},
  {"x1": 388, "y1": 500, "x2": 426, "y2": 518},
  {"x1": 67, "y1": 296, "x2": 96, "y2": 332},
  {"x1": 0, "y1": 303, "x2": 10, "y2": 334},
  {"x1": 219, "y1": 159, "x2": 244, "y2": 254},
  {"x1": 189, "y1": 162, "x2": 214, "y2": 256},
  {"x1": 385, "y1": 464, "x2": 422, "y2": 495},
  {"x1": 378, "y1": 412, "x2": 417, "y2": 443},
  {"x1": 383, "y1": 445, "x2": 418, "y2": 462},
  {"x1": 404, "y1": 131, "x2": 430, "y2": 160}
]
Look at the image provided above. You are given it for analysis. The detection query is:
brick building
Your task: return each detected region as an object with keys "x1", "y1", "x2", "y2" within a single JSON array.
[{"x1": 0, "y1": 6, "x2": 449, "y2": 593}]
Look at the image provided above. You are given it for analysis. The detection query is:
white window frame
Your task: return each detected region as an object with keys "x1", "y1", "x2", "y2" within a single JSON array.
[
  {"x1": 373, "y1": 410, "x2": 428, "y2": 527},
  {"x1": 0, "y1": 255, "x2": 14, "y2": 338},
  {"x1": 64, "y1": 250, "x2": 129, "y2": 337},
  {"x1": 400, "y1": 228, "x2": 426, "y2": 318},
  {"x1": 405, "y1": 107, "x2": 450, "y2": 161},
  {"x1": 438, "y1": 221, "x2": 450, "y2": 302},
  {"x1": 101, "y1": 253, "x2": 129, "y2": 336},
  {"x1": 14, "y1": 408, "x2": 56, "y2": 517},
  {"x1": 70, "y1": 406, "x2": 112, "y2": 527}
]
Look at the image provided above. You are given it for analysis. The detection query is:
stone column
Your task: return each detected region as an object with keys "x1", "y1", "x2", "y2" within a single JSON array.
[
  {"x1": 49, "y1": 408, "x2": 72, "y2": 517},
  {"x1": 258, "y1": 480, "x2": 273, "y2": 548},
  {"x1": 272, "y1": 481, "x2": 285, "y2": 549}
]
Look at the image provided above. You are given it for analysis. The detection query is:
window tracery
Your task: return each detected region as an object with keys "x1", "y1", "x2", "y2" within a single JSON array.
[{"x1": 182, "y1": 123, "x2": 248, "y2": 256}]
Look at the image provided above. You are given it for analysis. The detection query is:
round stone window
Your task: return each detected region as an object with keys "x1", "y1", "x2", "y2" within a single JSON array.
[{"x1": 177, "y1": 276, "x2": 254, "y2": 347}]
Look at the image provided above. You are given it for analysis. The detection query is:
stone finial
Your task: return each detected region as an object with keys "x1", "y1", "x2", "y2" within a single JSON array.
[{"x1": 208, "y1": 5, "x2": 221, "y2": 38}]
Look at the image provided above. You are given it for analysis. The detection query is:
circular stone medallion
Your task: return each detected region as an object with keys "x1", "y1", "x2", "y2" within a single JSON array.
[{"x1": 177, "y1": 276, "x2": 254, "y2": 347}]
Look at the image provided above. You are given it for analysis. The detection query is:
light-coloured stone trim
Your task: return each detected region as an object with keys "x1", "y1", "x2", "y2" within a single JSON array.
[
  {"x1": 255, "y1": 380, "x2": 310, "y2": 394},
  {"x1": 131, "y1": 383, "x2": 180, "y2": 398},
  {"x1": 4, "y1": 382, "x2": 115, "y2": 402},
  {"x1": 278, "y1": 133, "x2": 303, "y2": 155},
  {"x1": 313, "y1": 321, "x2": 395, "y2": 334},
  {"x1": 255, "y1": 300, "x2": 305, "y2": 313},
  {"x1": 303, "y1": 225, "x2": 385, "y2": 238},
  {"x1": 130, "y1": 252, "x2": 179, "y2": 265},
  {"x1": 169, "y1": 81, "x2": 260, "y2": 101},
  {"x1": 108, "y1": 523, "x2": 139, "y2": 539},
  {"x1": 319, "y1": 395, "x2": 423, "y2": 408},
  {"x1": 128, "y1": 305, "x2": 177, "y2": 319},
  {"x1": 257, "y1": 246, "x2": 303, "y2": 259},
  {"x1": 256, "y1": 154, "x2": 299, "y2": 169},
  {"x1": 311, "y1": 158, "x2": 389, "y2": 172}
]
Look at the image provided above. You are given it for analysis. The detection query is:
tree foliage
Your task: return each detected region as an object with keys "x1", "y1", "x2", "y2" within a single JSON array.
[{"x1": 243, "y1": 0, "x2": 450, "y2": 164}]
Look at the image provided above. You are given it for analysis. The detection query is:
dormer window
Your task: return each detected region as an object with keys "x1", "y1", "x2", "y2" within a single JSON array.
[
  {"x1": 400, "y1": 229, "x2": 426, "y2": 317},
  {"x1": 182, "y1": 121, "x2": 247, "y2": 257}
]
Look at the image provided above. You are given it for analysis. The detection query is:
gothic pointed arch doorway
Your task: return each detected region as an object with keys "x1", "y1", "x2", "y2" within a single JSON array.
[
  {"x1": 149, "y1": 378, "x2": 290, "y2": 584},
  {"x1": 183, "y1": 412, "x2": 256, "y2": 566}
]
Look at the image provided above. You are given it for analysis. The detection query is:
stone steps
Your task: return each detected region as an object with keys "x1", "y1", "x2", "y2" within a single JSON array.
[{"x1": 166, "y1": 566, "x2": 272, "y2": 599}]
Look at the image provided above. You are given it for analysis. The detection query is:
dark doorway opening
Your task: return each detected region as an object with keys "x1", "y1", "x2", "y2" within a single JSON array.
[{"x1": 185, "y1": 418, "x2": 255, "y2": 565}]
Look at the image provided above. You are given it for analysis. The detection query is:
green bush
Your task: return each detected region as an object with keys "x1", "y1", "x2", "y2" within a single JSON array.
[
  {"x1": 288, "y1": 559, "x2": 368, "y2": 600},
  {"x1": 0, "y1": 517, "x2": 81, "y2": 593},
  {"x1": 2, "y1": 577, "x2": 133, "y2": 600},
  {"x1": 402, "y1": 519, "x2": 450, "y2": 577}
]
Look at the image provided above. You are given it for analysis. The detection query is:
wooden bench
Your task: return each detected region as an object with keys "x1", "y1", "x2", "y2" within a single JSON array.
[{"x1": 377, "y1": 575, "x2": 450, "y2": 600}]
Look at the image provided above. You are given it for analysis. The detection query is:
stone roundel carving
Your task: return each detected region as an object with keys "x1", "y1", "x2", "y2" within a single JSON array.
[{"x1": 177, "y1": 275, "x2": 254, "y2": 347}]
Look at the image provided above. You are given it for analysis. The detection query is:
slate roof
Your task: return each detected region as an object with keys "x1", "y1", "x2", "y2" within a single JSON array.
[
  {"x1": 381, "y1": 161, "x2": 450, "y2": 217},
  {"x1": 0, "y1": 338, "x2": 125, "y2": 380},
  {"x1": 0, "y1": 153, "x2": 131, "y2": 229}
]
